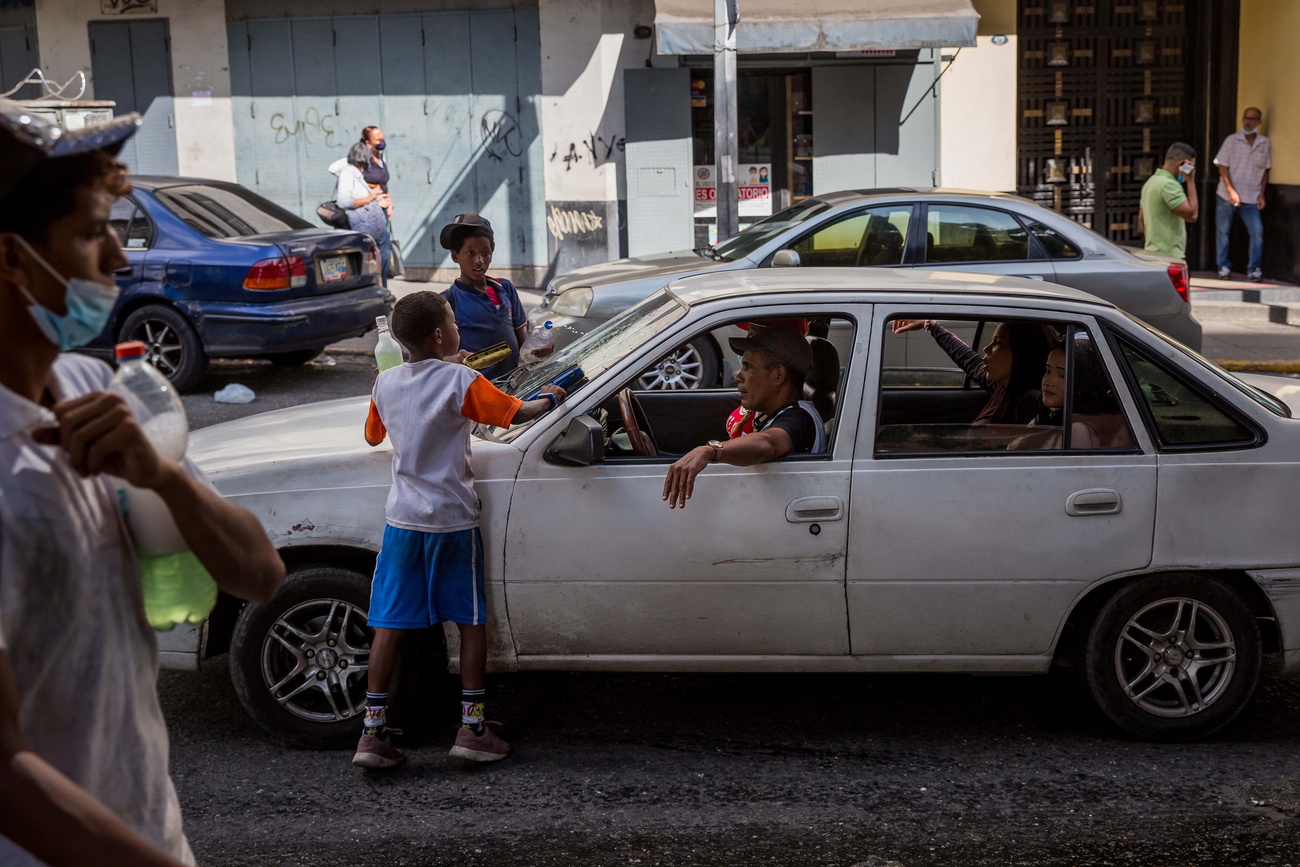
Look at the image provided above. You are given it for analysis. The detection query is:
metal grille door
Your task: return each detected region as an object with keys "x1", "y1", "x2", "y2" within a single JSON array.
[{"x1": 1016, "y1": 1, "x2": 1191, "y2": 243}]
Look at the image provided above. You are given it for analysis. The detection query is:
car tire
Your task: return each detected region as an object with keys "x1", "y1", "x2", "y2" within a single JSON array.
[
  {"x1": 1083, "y1": 574, "x2": 1261, "y2": 741},
  {"x1": 228, "y1": 565, "x2": 448, "y2": 748},
  {"x1": 118, "y1": 304, "x2": 208, "y2": 392},
  {"x1": 636, "y1": 336, "x2": 721, "y2": 390},
  {"x1": 266, "y1": 347, "x2": 325, "y2": 367}
]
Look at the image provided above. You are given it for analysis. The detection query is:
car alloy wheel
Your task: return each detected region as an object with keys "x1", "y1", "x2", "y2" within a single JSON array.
[
  {"x1": 118, "y1": 304, "x2": 207, "y2": 392},
  {"x1": 130, "y1": 318, "x2": 185, "y2": 379},
  {"x1": 1084, "y1": 574, "x2": 1261, "y2": 740},
  {"x1": 260, "y1": 597, "x2": 370, "y2": 724},
  {"x1": 637, "y1": 337, "x2": 720, "y2": 390},
  {"x1": 1113, "y1": 596, "x2": 1236, "y2": 718}
]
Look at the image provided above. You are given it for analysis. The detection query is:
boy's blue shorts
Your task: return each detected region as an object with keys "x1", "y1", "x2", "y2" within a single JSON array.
[{"x1": 368, "y1": 525, "x2": 486, "y2": 628}]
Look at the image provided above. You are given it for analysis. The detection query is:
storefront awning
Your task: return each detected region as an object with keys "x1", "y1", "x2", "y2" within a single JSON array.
[{"x1": 654, "y1": 0, "x2": 979, "y2": 55}]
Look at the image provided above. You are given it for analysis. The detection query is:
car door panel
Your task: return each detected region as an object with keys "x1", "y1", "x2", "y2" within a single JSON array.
[
  {"x1": 847, "y1": 305, "x2": 1158, "y2": 659},
  {"x1": 503, "y1": 304, "x2": 867, "y2": 659}
]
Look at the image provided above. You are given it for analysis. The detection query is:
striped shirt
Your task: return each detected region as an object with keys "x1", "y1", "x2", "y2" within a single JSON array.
[{"x1": 1213, "y1": 131, "x2": 1272, "y2": 204}]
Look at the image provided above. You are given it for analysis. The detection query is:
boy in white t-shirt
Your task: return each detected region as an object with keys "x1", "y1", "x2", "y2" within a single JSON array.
[{"x1": 354, "y1": 291, "x2": 565, "y2": 769}]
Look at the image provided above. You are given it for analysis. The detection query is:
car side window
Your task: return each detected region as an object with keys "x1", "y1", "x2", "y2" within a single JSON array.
[
  {"x1": 1026, "y1": 219, "x2": 1081, "y2": 259},
  {"x1": 925, "y1": 205, "x2": 1029, "y2": 263},
  {"x1": 876, "y1": 316, "x2": 1135, "y2": 455},
  {"x1": 791, "y1": 206, "x2": 911, "y2": 267},
  {"x1": 1116, "y1": 338, "x2": 1256, "y2": 448},
  {"x1": 109, "y1": 198, "x2": 152, "y2": 250}
]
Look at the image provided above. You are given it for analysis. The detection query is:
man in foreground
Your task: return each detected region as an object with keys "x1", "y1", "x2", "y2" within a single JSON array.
[{"x1": 0, "y1": 100, "x2": 285, "y2": 866}]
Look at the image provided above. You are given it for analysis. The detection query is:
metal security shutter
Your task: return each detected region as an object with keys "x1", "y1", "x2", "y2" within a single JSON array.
[
  {"x1": 227, "y1": 11, "x2": 546, "y2": 271},
  {"x1": 88, "y1": 19, "x2": 178, "y2": 175},
  {"x1": 813, "y1": 60, "x2": 937, "y2": 194},
  {"x1": 624, "y1": 67, "x2": 694, "y2": 257},
  {"x1": 0, "y1": 3, "x2": 38, "y2": 100}
]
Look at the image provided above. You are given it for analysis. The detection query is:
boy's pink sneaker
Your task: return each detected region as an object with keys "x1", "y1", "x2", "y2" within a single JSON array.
[
  {"x1": 352, "y1": 731, "x2": 406, "y2": 769},
  {"x1": 449, "y1": 724, "x2": 510, "y2": 762}
]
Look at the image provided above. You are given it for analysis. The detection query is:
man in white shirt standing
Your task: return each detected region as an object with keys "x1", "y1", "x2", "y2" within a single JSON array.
[
  {"x1": 0, "y1": 100, "x2": 285, "y2": 866},
  {"x1": 1213, "y1": 106, "x2": 1272, "y2": 281}
]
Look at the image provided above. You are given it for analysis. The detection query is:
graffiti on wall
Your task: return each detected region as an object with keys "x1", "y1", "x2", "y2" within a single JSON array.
[
  {"x1": 101, "y1": 0, "x2": 157, "y2": 13},
  {"x1": 481, "y1": 110, "x2": 523, "y2": 162},
  {"x1": 546, "y1": 200, "x2": 624, "y2": 274},
  {"x1": 551, "y1": 131, "x2": 626, "y2": 171},
  {"x1": 269, "y1": 108, "x2": 337, "y2": 148},
  {"x1": 546, "y1": 205, "x2": 605, "y2": 241}
]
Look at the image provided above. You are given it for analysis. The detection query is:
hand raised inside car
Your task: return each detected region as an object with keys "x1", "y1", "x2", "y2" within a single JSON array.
[{"x1": 891, "y1": 319, "x2": 932, "y2": 334}]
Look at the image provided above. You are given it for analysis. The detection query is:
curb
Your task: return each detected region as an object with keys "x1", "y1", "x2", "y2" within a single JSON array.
[
  {"x1": 1213, "y1": 360, "x2": 1300, "y2": 375},
  {"x1": 1191, "y1": 300, "x2": 1300, "y2": 325}
]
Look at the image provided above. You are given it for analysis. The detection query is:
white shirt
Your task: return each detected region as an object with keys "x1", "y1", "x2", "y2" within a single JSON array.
[
  {"x1": 329, "y1": 157, "x2": 370, "y2": 210},
  {"x1": 366, "y1": 360, "x2": 521, "y2": 534},
  {"x1": 0, "y1": 354, "x2": 195, "y2": 866}
]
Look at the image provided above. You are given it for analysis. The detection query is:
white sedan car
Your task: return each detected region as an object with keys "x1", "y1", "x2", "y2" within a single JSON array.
[{"x1": 167, "y1": 269, "x2": 1300, "y2": 745}]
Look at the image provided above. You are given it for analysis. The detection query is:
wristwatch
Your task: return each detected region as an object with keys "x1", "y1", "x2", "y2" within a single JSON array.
[{"x1": 707, "y1": 439, "x2": 726, "y2": 462}]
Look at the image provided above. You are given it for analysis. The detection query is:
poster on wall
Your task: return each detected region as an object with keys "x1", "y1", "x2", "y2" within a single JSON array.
[{"x1": 694, "y1": 165, "x2": 772, "y2": 218}]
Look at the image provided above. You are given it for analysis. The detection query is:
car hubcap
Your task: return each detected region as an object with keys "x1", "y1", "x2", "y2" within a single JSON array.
[
  {"x1": 129, "y1": 320, "x2": 184, "y2": 377},
  {"x1": 638, "y1": 344, "x2": 704, "y2": 390},
  {"x1": 261, "y1": 598, "x2": 370, "y2": 723},
  {"x1": 1114, "y1": 596, "x2": 1237, "y2": 718}
]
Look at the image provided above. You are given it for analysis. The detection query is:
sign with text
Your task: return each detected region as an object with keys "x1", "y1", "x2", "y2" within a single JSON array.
[{"x1": 694, "y1": 165, "x2": 772, "y2": 218}]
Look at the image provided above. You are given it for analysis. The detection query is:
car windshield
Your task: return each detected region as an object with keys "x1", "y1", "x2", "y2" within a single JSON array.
[
  {"x1": 1123, "y1": 313, "x2": 1291, "y2": 417},
  {"x1": 480, "y1": 291, "x2": 688, "y2": 442},
  {"x1": 711, "y1": 199, "x2": 830, "y2": 262},
  {"x1": 154, "y1": 184, "x2": 312, "y2": 239}
]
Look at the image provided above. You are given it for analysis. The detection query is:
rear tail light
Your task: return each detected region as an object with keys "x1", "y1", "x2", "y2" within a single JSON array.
[
  {"x1": 244, "y1": 256, "x2": 307, "y2": 290},
  {"x1": 364, "y1": 243, "x2": 381, "y2": 276},
  {"x1": 1167, "y1": 262, "x2": 1190, "y2": 303}
]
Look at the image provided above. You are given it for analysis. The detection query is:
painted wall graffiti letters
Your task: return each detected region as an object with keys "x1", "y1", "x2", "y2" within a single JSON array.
[
  {"x1": 550, "y1": 131, "x2": 626, "y2": 171},
  {"x1": 481, "y1": 110, "x2": 523, "y2": 162},
  {"x1": 547, "y1": 205, "x2": 605, "y2": 241},
  {"x1": 270, "y1": 108, "x2": 337, "y2": 149},
  {"x1": 101, "y1": 0, "x2": 157, "y2": 13}
]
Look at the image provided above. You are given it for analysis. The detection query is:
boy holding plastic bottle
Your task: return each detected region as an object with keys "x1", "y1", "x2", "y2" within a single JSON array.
[
  {"x1": 439, "y1": 214, "x2": 550, "y2": 381},
  {"x1": 355, "y1": 291, "x2": 565, "y2": 769},
  {"x1": 0, "y1": 100, "x2": 284, "y2": 866}
]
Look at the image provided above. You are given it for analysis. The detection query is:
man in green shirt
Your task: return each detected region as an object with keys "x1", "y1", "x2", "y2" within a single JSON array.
[{"x1": 1138, "y1": 142, "x2": 1199, "y2": 260}]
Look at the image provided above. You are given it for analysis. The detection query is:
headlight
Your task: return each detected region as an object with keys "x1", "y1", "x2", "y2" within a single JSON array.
[{"x1": 551, "y1": 286, "x2": 593, "y2": 317}]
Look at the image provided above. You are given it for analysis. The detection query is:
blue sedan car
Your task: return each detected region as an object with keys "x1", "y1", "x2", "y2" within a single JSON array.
[{"x1": 83, "y1": 176, "x2": 393, "y2": 391}]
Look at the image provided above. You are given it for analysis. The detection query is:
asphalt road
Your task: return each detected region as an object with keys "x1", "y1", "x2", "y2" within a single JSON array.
[{"x1": 162, "y1": 662, "x2": 1300, "y2": 866}]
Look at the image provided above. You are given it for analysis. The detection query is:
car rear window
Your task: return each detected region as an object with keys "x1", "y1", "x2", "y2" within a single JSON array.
[{"x1": 154, "y1": 184, "x2": 311, "y2": 239}]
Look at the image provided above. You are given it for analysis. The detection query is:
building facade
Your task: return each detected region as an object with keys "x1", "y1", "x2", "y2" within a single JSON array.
[{"x1": 2, "y1": 0, "x2": 1287, "y2": 283}]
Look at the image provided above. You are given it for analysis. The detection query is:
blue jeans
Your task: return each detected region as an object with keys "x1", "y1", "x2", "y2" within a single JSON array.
[
  {"x1": 1215, "y1": 195, "x2": 1264, "y2": 274},
  {"x1": 376, "y1": 221, "x2": 393, "y2": 287}
]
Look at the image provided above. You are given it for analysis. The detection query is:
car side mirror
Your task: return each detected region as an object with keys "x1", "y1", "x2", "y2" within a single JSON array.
[
  {"x1": 544, "y1": 415, "x2": 605, "y2": 467},
  {"x1": 772, "y1": 249, "x2": 801, "y2": 267}
]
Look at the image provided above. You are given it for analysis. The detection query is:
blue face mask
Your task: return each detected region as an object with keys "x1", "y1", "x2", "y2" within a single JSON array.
[
  {"x1": 1242, "y1": 125, "x2": 1258, "y2": 135},
  {"x1": 375, "y1": 140, "x2": 387, "y2": 151},
  {"x1": 12, "y1": 236, "x2": 120, "y2": 351}
]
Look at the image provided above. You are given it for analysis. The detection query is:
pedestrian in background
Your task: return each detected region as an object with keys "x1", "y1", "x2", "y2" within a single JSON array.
[
  {"x1": 1213, "y1": 107, "x2": 1271, "y2": 281},
  {"x1": 0, "y1": 99, "x2": 284, "y2": 867},
  {"x1": 1138, "y1": 142, "x2": 1199, "y2": 262},
  {"x1": 329, "y1": 142, "x2": 389, "y2": 287},
  {"x1": 360, "y1": 125, "x2": 394, "y2": 283}
]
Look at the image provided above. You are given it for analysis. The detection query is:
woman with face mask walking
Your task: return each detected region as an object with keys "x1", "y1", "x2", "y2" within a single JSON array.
[{"x1": 328, "y1": 126, "x2": 394, "y2": 286}]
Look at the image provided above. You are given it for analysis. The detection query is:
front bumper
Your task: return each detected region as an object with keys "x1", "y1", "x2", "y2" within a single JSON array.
[{"x1": 188, "y1": 285, "x2": 394, "y2": 356}]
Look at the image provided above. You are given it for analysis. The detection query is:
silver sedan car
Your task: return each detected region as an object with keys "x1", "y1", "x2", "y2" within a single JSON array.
[{"x1": 530, "y1": 189, "x2": 1201, "y2": 388}]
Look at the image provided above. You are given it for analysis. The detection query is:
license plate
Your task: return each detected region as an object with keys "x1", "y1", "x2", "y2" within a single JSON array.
[{"x1": 320, "y1": 255, "x2": 349, "y2": 282}]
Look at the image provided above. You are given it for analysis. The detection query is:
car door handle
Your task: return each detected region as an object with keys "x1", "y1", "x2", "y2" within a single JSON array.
[
  {"x1": 115, "y1": 266, "x2": 133, "y2": 276},
  {"x1": 786, "y1": 496, "x2": 844, "y2": 523},
  {"x1": 1027, "y1": 274, "x2": 1046, "y2": 281},
  {"x1": 1066, "y1": 488, "x2": 1121, "y2": 516}
]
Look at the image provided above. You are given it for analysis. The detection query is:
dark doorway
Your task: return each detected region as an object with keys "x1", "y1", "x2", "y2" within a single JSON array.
[{"x1": 88, "y1": 18, "x2": 178, "y2": 175}]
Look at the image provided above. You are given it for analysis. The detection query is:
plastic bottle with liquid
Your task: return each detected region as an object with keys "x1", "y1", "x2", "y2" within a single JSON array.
[
  {"x1": 109, "y1": 341, "x2": 217, "y2": 631},
  {"x1": 519, "y1": 320, "x2": 555, "y2": 365},
  {"x1": 374, "y1": 315, "x2": 404, "y2": 371}
]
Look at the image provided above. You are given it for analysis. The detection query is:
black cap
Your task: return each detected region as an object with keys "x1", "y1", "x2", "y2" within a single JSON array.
[
  {"x1": 729, "y1": 326, "x2": 812, "y2": 377},
  {"x1": 439, "y1": 213, "x2": 493, "y2": 250},
  {"x1": 0, "y1": 97, "x2": 141, "y2": 201}
]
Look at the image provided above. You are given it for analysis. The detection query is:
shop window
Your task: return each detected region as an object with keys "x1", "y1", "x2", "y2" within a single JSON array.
[{"x1": 925, "y1": 205, "x2": 1030, "y2": 263}]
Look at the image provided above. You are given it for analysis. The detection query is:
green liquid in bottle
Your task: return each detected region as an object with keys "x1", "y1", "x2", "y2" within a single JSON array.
[{"x1": 138, "y1": 550, "x2": 218, "y2": 631}]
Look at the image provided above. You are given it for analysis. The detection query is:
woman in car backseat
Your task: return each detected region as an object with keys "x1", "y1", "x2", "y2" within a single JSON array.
[{"x1": 892, "y1": 318, "x2": 1059, "y2": 425}]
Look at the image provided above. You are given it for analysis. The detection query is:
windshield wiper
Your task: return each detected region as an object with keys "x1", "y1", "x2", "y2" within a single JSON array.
[{"x1": 693, "y1": 246, "x2": 722, "y2": 261}]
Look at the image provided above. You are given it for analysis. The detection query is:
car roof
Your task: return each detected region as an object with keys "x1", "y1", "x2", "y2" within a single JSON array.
[
  {"x1": 666, "y1": 267, "x2": 1114, "y2": 309},
  {"x1": 815, "y1": 187, "x2": 1040, "y2": 207},
  {"x1": 127, "y1": 175, "x2": 238, "y2": 191}
]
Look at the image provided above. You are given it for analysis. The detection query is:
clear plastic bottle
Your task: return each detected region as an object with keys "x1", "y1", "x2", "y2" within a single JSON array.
[
  {"x1": 109, "y1": 341, "x2": 217, "y2": 631},
  {"x1": 374, "y1": 314, "x2": 404, "y2": 371},
  {"x1": 519, "y1": 320, "x2": 555, "y2": 365}
]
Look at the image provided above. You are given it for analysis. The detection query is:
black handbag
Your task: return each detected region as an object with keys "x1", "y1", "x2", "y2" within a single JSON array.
[{"x1": 317, "y1": 200, "x2": 349, "y2": 229}]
